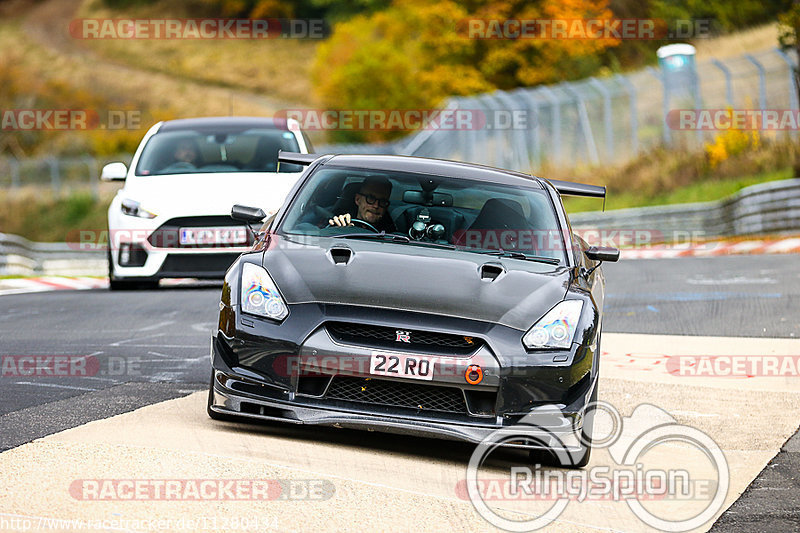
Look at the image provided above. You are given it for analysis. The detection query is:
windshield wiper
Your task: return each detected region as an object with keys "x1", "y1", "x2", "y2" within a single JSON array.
[
  {"x1": 334, "y1": 232, "x2": 412, "y2": 243},
  {"x1": 334, "y1": 232, "x2": 457, "y2": 250},
  {"x1": 472, "y1": 249, "x2": 561, "y2": 265}
]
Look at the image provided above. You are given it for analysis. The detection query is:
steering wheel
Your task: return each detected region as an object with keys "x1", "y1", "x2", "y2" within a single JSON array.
[{"x1": 350, "y1": 218, "x2": 379, "y2": 232}]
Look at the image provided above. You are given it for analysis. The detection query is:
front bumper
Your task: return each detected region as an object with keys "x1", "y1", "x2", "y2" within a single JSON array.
[
  {"x1": 209, "y1": 302, "x2": 599, "y2": 449},
  {"x1": 210, "y1": 368, "x2": 593, "y2": 451},
  {"x1": 112, "y1": 249, "x2": 245, "y2": 280}
]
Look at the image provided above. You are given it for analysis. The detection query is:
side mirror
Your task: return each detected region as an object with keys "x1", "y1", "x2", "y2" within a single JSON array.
[
  {"x1": 100, "y1": 162, "x2": 127, "y2": 181},
  {"x1": 585, "y1": 246, "x2": 620, "y2": 263},
  {"x1": 231, "y1": 204, "x2": 267, "y2": 224}
]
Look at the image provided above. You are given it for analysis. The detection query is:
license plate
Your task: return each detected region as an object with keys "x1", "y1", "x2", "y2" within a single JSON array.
[
  {"x1": 179, "y1": 227, "x2": 247, "y2": 245},
  {"x1": 369, "y1": 351, "x2": 434, "y2": 381}
]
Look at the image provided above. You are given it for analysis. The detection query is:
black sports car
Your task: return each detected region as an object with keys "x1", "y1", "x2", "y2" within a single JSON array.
[{"x1": 207, "y1": 152, "x2": 618, "y2": 466}]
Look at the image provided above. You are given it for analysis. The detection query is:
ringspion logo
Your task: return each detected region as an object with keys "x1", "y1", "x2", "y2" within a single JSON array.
[{"x1": 465, "y1": 402, "x2": 729, "y2": 531}]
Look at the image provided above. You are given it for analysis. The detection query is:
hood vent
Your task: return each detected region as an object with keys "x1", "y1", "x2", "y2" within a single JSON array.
[
  {"x1": 330, "y1": 247, "x2": 352, "y2": 265},
  {"x1": 480, "y1": 264, "x2": 504, "y2": 281}
]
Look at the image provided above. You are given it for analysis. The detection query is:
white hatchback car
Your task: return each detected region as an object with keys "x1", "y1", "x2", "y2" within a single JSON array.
[{"x1": 102, "y1": 117, "x2": 312, "y2": 289}]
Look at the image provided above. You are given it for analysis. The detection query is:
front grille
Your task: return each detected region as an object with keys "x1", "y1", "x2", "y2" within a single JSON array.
[
  {"x1": 325, "y1": 376, "x2": 468, "y2": 414},
  {"x1": 148, "y1": 216, "x2": 254, "y2": 248},
  {"x1": 159, "y1": 253, "x2": 240, "y2": 276},
  {"x1": 326, "y1": 322, "x2": 481, "y2": 355}
]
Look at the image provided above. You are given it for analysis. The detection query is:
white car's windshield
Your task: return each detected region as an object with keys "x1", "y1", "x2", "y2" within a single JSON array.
[{"x1": 135, "y1": 128, "x2": 301, "y2": 176}]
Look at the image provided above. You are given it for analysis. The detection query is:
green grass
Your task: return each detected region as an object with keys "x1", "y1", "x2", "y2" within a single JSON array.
[
  {"x1": 562, "y1": 168, "x2": 794, "y2": 214},
  {"x1": 0, "y1": 190, "x2": 111, "y2": 242},
  {"x1": 0, "y1": 168, "x2": 795, "y2": 242}
]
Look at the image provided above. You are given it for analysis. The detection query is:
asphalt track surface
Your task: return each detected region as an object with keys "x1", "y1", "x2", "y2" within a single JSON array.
[{"x1": 0, "y1": 253, "x2": 798, "y2": 531}]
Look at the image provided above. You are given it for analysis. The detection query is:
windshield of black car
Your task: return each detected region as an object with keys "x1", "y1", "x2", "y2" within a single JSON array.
[
  {"x1": 134, "y1": 128, "x2": 301, "y2": 175},
  {"x1": 278, "y1": 166, "x2": 567, "y2": 263}
]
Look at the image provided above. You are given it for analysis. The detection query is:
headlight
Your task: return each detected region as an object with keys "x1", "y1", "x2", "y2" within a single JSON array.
[
  {"x1": 121, "y1": 198, "x2": 157, "y2": 219},
  {"x1": 522, "y1": 300, "x2": 584, "y2": 350},
  {"x1": 241, "y1": 263, "x2": 289, "y2": 321}
]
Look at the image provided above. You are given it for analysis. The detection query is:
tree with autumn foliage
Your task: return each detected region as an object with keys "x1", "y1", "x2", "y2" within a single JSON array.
[{"x1": 312, "y1": 0, "x2": 618, "y2": 142}]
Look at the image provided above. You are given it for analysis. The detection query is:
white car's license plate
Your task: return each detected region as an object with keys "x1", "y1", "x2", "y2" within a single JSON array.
[
  {"x1": 179, "y1": 227, "x2": 247, "y2": 245},
  {"x1": 369, "y1": 351, "x2": 434, "y2": 381}
]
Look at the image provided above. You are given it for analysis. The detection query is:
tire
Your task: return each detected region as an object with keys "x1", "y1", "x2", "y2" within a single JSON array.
[{"x1": 107, "y1": 249, "x2": 133, "y2": 291}]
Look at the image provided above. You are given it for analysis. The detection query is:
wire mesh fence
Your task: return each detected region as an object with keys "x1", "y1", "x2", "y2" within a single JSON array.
[
  {"x1": 318, "y1": 47, "x2": 800, "y2": 173},
  {"x1": 1, "y1": 47, "x2": 798, "y2": 193}
]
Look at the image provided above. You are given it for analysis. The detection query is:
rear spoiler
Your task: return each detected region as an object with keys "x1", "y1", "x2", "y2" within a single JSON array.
[
  {"x1": 277, "y1": 151, "x2": 607, "y2": 207},
  {"x1": 278, "y1": 151, "x2": 320, "y2": 166},
  {"x1": 547, "y1": 179, "x2": 606, "y2": 198},
  {"x1": 546, "y1": 179, "x2": 606, "y2": 210}
]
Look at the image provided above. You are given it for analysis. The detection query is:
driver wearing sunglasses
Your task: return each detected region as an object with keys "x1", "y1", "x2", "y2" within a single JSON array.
[{"x1": 329, "y1": 177, "x2": 396, "y2": 232}]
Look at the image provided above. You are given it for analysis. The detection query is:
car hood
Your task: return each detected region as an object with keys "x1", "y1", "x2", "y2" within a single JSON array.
[
  {"x1": 262, "y1": 237, "x2": 571, "y2": 331},
  {"x1": 121, "y1": 172, "x2": 303, "y2": 217}
]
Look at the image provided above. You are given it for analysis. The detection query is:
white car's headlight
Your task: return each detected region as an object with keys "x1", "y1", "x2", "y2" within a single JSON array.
[
  {"x1": 121, "y1": 198, "x2": 157, "y2": 219},
  {"x1": 241, "y1": 263, "x2": 289, "y2": 321},
  {"x1": 522, "y1": 300, "x2": 584, "y2": 350}
]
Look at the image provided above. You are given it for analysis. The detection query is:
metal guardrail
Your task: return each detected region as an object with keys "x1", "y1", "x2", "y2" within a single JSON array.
[
  {"x1": 1, "y1": 179, "x2": 798, "y2": 277},
  {"x1": 0, "y1": 155, "x2": 130, "y2": 196},
  {"x1": 0, "y1": 233, "x2": 105, "y2": 276},
  {"x1": 569, "y1": 178, "x2": 800, "y2": 239}
]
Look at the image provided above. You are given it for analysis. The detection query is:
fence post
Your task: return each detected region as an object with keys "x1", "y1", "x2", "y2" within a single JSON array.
[
  {"x1": 561, "y1": 84, "x2": 600, "y2": 165},
  {"x1": 493, "y1": 90, "x2": 529, "y2": 171},
  {"x1": 458, "y1": 97, "x2": 478, "y2": 165},
  {"x1": 588, "y1": 77, "x2": 614, "y2": 160},
  {"x1": 480, "y1": 93, "x2": 504, "y2": 167},
  {"x1": 514, "y1": 88, "x2": 541, "y2": 171},
  {"x1": 538, "y1": 86, "x2": 562, "y2": 165},
  {"x1": 647, "y1": 66, "x2": 671, "y2": 145},
  {"x1": 48, "y1": 157, "x2": 60, "y2": 193},
  {"x1": 400, "y1": 99, "x2": 458, "y2": 156},
  {"x1": 84, "y1": 156, "x2": 99, "y2": 200},
  {"x1": 614, "y1": 74, "x2": 639, "y2": 158},
  {"x1": 9, "y1": 158, "x2": 20, "y2": 188},
  {"x1": 774, "y1": 47, "x2": 799, "y2": 141},
  {"x1": 745, "y1": 54, "x2": 768, "y2": 129},
  {"x1": 710, "y1": 59, "x2": 734, "y2": 106},
  {"x1": 691, "y1": 58, "x2": 703, "y2": 146}
]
